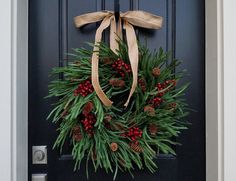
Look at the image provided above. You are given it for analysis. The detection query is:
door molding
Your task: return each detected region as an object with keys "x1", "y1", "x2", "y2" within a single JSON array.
[
  {"x1": 205, "y1": 0, "x2": 224, "y2": 181},
  {"x1": 0, "y1": 0, "x2": 28, "y2": 181},
  {"x1": 0, "y1": 0, "x2": 225, "y2": 180}
]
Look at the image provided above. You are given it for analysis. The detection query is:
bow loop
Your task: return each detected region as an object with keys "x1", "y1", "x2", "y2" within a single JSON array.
[
  {"x1": 74, "y1": 11, "x2": 112, "y2": 28},
  {"x1": 120, "y1": 11, "x2": 163, "y2": 29},
  {"x1": 74, "y1": 10, "x2": 163, "y2": 107}
]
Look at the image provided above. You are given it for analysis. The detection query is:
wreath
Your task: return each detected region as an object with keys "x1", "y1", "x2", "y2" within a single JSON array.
[{"x1": 47, "y1": 40, "x2": 190, "y2": 179}]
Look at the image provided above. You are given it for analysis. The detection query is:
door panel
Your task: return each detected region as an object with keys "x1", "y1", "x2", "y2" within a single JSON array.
[
  {"x1": 175, "y1": 0, "x2": 205, "y2": 179},
  {"x1": 29, "y1": 0, "x2": 205, "y2": 180}
]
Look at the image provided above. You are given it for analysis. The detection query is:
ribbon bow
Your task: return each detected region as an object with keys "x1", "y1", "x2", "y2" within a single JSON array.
[{"x1": 74, "y1": 10, "x2": 163, "y2": 107}]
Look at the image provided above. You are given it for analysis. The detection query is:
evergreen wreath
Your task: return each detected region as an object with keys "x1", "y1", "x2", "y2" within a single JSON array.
[{"x1": 47, "y1": 40, "x2": 190, "y2": 180}]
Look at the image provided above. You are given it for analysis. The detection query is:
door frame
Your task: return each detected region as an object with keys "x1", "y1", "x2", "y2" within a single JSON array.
[{"x1": 0, "y1": 0, "x2": 227, "y2": 180}]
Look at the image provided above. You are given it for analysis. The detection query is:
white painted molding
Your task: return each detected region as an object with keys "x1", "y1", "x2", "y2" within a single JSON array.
[
  {"x1": 11, "y1": 0, "x2": 28, "y2": 180},
  {"x1": 206, "y1": 0, "x2": 224, "y2": 181},
  {"x1": 0, "y1": 0, "x2": 28, "y2": 181}
]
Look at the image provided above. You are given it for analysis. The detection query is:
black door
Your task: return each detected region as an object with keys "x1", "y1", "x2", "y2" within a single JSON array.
[{"x1": 29, "y1": 0, "x2": 205, "y2": 180}]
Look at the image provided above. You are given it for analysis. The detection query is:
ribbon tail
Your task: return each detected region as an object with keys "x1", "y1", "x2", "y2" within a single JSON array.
[
  {"x1": 123, "y1": 21, "x2": 139, "y2": 107},
  {"x1": 92, "y1": 15, "x2": 113, "y2": 107}
]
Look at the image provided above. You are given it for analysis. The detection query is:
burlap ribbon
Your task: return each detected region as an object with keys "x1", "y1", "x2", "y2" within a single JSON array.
[{"x1": 74, "y1": 10, "x2": 163, "y2": 107}]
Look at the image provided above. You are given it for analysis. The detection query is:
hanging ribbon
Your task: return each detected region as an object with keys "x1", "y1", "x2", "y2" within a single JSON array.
[{"x1": 74, "y1": 10, "x2": 163, "y2": 107}]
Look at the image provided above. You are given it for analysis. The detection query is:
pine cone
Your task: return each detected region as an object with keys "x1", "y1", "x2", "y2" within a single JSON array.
[
  {"x1": 149, "y1": 123, "x2": 158, "y2": 136},
  {"x1": 109, "y1": 78, "x2": 125, "y2": 87},
  {"x1": 72, "y1": 125, "x2": 83, "y2": 141},
  {"x1": 110, "y1": 142, "x2": 118, "y2": 152},
  {"x1": 103, "y1": 57, "x2": 113, "y2": 65},
  {"x1": 73, "y1": 126, "x2": 81, "y2": 135},
  {"x1": 74, "y1": 61, "x2": 81, "y2": 65},
  {"x1": 82, "y1": 101, "x2": 94, "y2": 115},
  {"x1": 168, "y1": 102, "x2": 177, "y2": 109},
  {"x1": 104, "y1": 115, "x2": 112, "y2": 122},
  {"x1": 144, "y1": 105, "x2": 155, "y2": 117},
  {"x1": 73, "y1": 134, "x2": 83, "y2": 142},
  {"x1": 130, "y1": 142, "x2": 143, "y2": 153},
  {"x1": 103, "y1": 115, "x2": 113, "y2": 130},
  {"x1": 152, "y1": 67, "x2": 161, "y2": 77}
]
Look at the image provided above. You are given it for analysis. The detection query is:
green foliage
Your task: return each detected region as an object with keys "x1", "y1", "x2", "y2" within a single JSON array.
[{"x1": 47, "y1": 40, "x2": 190, "y2": 180}]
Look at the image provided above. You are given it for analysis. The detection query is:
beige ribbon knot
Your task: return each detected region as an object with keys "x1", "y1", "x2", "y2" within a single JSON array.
[{"x1": 74, "y1": 10, "x2": 163, "y2": 107}]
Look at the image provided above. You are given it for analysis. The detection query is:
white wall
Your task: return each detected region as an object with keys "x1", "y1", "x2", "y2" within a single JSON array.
[
  {"x1": 0, "y1": 1, "x2": 13, "y2": 180},
  {"x1": 223, "y1": 1, "x2": 236, "y2": 181},
  {"x1": 0, "y1": 0, "x2": 28, "y2": 181}
]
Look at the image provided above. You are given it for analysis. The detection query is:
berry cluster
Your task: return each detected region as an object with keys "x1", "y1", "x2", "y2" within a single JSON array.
[
  {"x1": 149, "y1": 97, "x2": 162, "y2": 107},
  {"x1": 122, "y1": 127, "x2": 143, "y2": 144},
  {"x1": 74, "y1": 79, "x2": 94, "y2": 97},
  {"x1": 112, "y1": 59, "x2": 131, "y2": 78},
  {"x1": 149, "y1": 79, "x2": 177, "y2": 108},
  {"x1": 81, "y1": 113, "x2": 96, "y2": 137},
  {"x1": 157, "y1": 79, "x2": 176, "y2": 97},
  {"x1": 156, "y1": 82, "x2": 166, "y2": 97}
]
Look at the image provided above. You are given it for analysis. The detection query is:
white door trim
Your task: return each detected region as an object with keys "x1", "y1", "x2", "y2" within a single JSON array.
[
  {"x1": 0, "y1": 0, "x2": 28, "y2": 181},
  {"x1": 206, "y1": 0, "x2": 224, "y2": 181},
  {"x1": 0, "y1": 0, "x2": 228, "y2": 181}
]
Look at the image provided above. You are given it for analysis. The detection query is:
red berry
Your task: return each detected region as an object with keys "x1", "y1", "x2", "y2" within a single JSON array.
[
  {"x1": 124, "y1": 127, "x2": 143, "y2": 143},
  {"x1": 81, "y1": 113, "x2": 96, "y2": 137},
  {"x1": 112, "y1": 59, "x2": 131, "y2": 78},
  {"x1": 74, "y1": 79, "x2": 94, "y2": 97}
]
